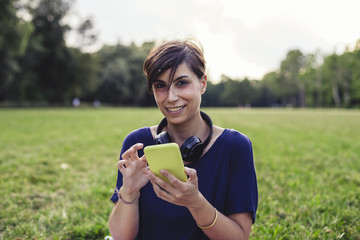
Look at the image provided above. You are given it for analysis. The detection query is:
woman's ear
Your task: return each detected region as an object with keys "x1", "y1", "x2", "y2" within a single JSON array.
[{"x1": 201, "y1": 75, "x2": 207, "y2": 94}]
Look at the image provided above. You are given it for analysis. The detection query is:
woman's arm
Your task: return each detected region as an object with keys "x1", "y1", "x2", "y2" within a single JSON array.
[
  {"x1": 148, "y1": 167, "x2": 253, "y2": 240},
  {"x1": 188, "y1": 193, "x2": 252, "y2": 240},
  {"x1": 108, "y1": 143, "x2": 150, "y2": 240},
  {"x1": 108, "y1": 187, "x2": 140, "y2": 240}
]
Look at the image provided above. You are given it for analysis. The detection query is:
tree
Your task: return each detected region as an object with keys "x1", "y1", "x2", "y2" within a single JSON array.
[
  {"x1": 18, "y1": 0, "x2": 75, "y2": 102},
  {"x1": 321, "y1": 53, "x2": 352, "y2": 107},
  {"x1": 278, "y1": 50, "x2": 306, "y2": 107},
  {"x1": 68, "y1": 17, "x2": 98, "y2": 51},
  {"x1": 202, "y1": 80, "x2": 224, "y2": 107},
  {"x1": 96, "y1": 41, "x2": 154, "y2": 105},
  {"x1": 255, "y1": 71, "x2": 279, "y2": 107},
  {"x1": 300, "y1": 51, "x2": 323, "y2": 107},
  {"x1": 0, "y1": 0, "x2": 33, "y2": 101},
  {"x1": 219, "y1": 75, "x2": 240, "y2": 106},
  {"x1": 66, "y1": 48, "x2": 100, "y2": 101},
  {"x1": 349, "y1": 46, "x2": 360, "y2": 106},
  {"x1": 217, "y1": 75, "x2": 258, "y2": 107},
  {"x1": 75, "y1": 19, "x2": 97, "y2": 50}
]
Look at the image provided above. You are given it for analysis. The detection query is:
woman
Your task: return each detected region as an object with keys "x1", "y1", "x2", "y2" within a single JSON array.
[{"x1": 108, "y1": 39, "x2": 258, "y2": 240}]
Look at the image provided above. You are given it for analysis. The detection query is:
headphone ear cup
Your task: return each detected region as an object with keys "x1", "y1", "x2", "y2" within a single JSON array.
[
  {"x1": 155, "y1": 131, "x2": 171, "y2": 144},
  {"x1": 180, "y1": 136, "x2": 202, "y2": 162}
]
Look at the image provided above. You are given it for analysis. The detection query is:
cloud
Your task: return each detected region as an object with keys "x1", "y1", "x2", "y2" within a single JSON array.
[
  {"x1": 72, "y1": 0, "x2": 360, "y2": 80},
  {"x1": 233, "y1": 15, "x2": 330, "y2": 64}
]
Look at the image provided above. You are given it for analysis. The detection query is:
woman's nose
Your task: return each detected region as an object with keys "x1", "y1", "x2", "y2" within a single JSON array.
[{"x1": 167, "y1": 86, "x2": 179, "y2": 101}]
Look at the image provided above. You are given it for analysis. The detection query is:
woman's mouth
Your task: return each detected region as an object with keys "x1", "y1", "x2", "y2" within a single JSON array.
[{"x1": 166, "y1": 105, "x2": 185, "y2": 113}]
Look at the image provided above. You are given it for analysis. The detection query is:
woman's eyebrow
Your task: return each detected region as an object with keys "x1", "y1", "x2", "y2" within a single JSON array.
[
  {"x1": 174, "y1": 75, "x2": 191, "y2": 81},
  {"x1": 153, "y1": 79, "x2": 166, "y2": 84},
  {"x1": 154, "y1": 75, "x2": 190, "y2": 83}
]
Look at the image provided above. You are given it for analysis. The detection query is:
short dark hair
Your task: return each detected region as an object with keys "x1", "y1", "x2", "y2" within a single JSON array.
[{"x1": 143, "y1": 38, "x2": 206, "y2": 93}]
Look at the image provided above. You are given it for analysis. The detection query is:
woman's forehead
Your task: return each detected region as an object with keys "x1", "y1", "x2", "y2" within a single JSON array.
[{"x1": 158, "y1": 63, "x2": 194, "y2": 81}]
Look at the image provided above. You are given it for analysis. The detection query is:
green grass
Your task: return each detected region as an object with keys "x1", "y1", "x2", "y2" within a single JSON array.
[{"x1": 0, "y1": 108, "x2": 359, "y2": 239}]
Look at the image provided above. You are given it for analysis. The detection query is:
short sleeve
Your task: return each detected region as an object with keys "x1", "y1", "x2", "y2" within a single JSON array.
[{"x1": 225, "y1": 132, "x2": 258, "y2": 223}]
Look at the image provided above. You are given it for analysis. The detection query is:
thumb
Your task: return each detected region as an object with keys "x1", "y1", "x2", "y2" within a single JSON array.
[
  {"x1": 140, "y1": 155, "x2": 147, "y2": 163},
  {"x1": 184, "y1": 167, "x2": 198, "y2": 183}
]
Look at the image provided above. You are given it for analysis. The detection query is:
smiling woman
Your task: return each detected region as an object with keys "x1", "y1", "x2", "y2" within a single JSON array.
[
  {"x1": 108, "y1": 38, "x2": 258, "y2": 240},
  {"x1": 151, "y1": 63, "x2": 206, "y2": 126},
  {"x1": 143, "y1": 39, "x2": 207, "y2": 127},
  {"x1": 143, "y1": 39, "x2": 206, "y2": 93}
]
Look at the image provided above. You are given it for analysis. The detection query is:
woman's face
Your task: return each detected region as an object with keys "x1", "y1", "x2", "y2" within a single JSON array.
[{"x1": 152, "y1": 63, "x2": 207, "y2": 125}]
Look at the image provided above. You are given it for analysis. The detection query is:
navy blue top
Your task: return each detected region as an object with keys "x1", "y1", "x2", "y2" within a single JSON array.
[{"x1": 111, "y1": 127, "x2": 258, "y2": 240}]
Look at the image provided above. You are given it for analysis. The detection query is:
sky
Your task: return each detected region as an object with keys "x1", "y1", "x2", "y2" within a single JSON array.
[{"x1": 68, "y1": 0, "x2": 360, "y2": 82}]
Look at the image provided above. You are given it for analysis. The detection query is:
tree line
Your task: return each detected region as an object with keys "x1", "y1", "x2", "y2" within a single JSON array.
[
  {"x1": 1, "y1": 0, "x2": 360, "y2": 108},
  {"x1": 205, "y1": 46, "x2": 360, "y2": 108}
]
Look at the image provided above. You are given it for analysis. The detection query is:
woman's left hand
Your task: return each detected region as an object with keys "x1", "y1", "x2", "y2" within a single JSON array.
[{"x1": 148, "y1": 167, "x2": 202, "y2": 209}]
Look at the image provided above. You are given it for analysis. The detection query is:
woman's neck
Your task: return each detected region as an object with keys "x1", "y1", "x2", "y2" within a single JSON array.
[{"x1": 166, "y1": 113, "x2": 209, "y2": 146}]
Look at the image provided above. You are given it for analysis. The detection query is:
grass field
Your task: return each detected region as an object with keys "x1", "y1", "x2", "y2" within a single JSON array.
[{"x1": 0, "y1": 108, "x2": 359, "y2": 239}]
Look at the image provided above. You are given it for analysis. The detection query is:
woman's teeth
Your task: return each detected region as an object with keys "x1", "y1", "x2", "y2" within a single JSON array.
[{"x1": 167, "y1": 106, "x2": 183, "y2": 112}]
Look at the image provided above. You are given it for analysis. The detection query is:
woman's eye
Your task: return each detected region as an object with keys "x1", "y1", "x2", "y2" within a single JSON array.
[
  {"x1": 177, "y1": 80, "x2": 188, "y2": 87},
  {"x1": 154, "y1": 83, "x2": 166, "y2": 89}
]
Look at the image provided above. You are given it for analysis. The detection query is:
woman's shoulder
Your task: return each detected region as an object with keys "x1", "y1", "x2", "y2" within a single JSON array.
[
  {"x1": 123, "y1": 127, "x2": 153, "y2": 144},
  {"x1": 127, "y1": 126, "x2": 151, "y2": 136},
  {"x1": 219, "y1": 128, "x2": 251, "y2": 144},
  {"x1": 204, "y1": 126, "x2": 251, "y2": 155},
  {"x1": 214, "y1": 128, "x2": 252, "y2": 153}
]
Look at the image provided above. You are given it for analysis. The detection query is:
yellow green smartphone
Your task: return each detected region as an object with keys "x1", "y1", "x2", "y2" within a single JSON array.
[{"x1": 144, "y1": 143, "x2": 187, "y2": 184}]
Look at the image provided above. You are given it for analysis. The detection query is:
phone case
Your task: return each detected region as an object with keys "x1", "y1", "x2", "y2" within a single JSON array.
[{"x1": 144, "y1": 143, "x2": 187, "y2": 183}]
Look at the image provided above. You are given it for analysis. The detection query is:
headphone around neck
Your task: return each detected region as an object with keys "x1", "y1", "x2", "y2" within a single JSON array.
[{"x1": 155, "y1": 111, "x2": 213, "y2": 163}]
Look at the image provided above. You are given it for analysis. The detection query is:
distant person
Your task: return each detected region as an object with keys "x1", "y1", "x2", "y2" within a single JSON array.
[
  {"x1": 93, "y1": 99, "x2": 101, "y2": 108},
  {"x1": 72, "y1": 98, "x2": 80, "y2": 107},
  {"x1": 108, "y1": 38, "x2": 258, "y2": 240}
]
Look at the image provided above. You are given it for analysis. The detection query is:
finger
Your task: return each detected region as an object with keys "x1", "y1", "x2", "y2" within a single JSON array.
[
  {"x1": 117, "y1": 159, "x2": 127, "y2": 168},
  {"x1": 140, "y1": 155, "x2": 147, "y2": 164},
  {"x1": 142, "y1": 166, "x2": 150, "y2": 173},
  {"x1": 147, "y1": 170, "x2": 160, "y2": 183},
  {"x1": 184, "y1": 167, "x2": 198, "y2": 183},
  {"x1": 129, "y1": 149, "x2": 139, "y2": 161},
  {"x1": 150, "y1": 181, "x2": 162, "y2": 198},
  {"x1": 129, "y1": 143, "x2": 144, "y2": 161},
  {"x1": 160, "y1": 169, "x2": 183, "y2": 189},
  {"x1": 121, "y1": 148, "x2": 135, "y2": 160},
  {"x1": 121, "y1": 151, "x2": 130, "y2": 160},
  {"x1": 117, "y1": 160, "x2": 128, "y2": 173},
  {"x1": 150, "y1": 179, "x2": 170, "y2": 200},
  {"x1": 148, "y1": 171, "x2": 174, "y2": 193},
  {"x1": 130, "y1": 143, "x2": 144, "y2": 153},
  {"x1": 121, "y1": 143, "x2": 144, "y2": 160}
]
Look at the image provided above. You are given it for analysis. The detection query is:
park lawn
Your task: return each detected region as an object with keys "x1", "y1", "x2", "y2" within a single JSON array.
[{"x1": 0, "y1": 108, "x2": 359, "y2": 239}]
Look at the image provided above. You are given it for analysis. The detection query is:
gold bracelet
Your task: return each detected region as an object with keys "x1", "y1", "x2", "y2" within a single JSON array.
[
  {"x1": 197, "y1": 208, "x2": 218, "y2": 229},
  {"x1": 118, "y1": 191, "x2": 140, "y2": 204}
]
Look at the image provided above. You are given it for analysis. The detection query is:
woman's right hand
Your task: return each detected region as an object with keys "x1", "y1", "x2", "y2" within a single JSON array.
[{"x1": 117, "y1": 143, "x2": 149, "y2": 200}]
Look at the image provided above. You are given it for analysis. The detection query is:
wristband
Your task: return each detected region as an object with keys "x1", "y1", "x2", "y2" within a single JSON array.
[
  {"x1": 117, "y1": 189, "x2": 140, "y2": 204},
  {"x1": 197, "y1": 208, "x2": 218, "y2": 229}
]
